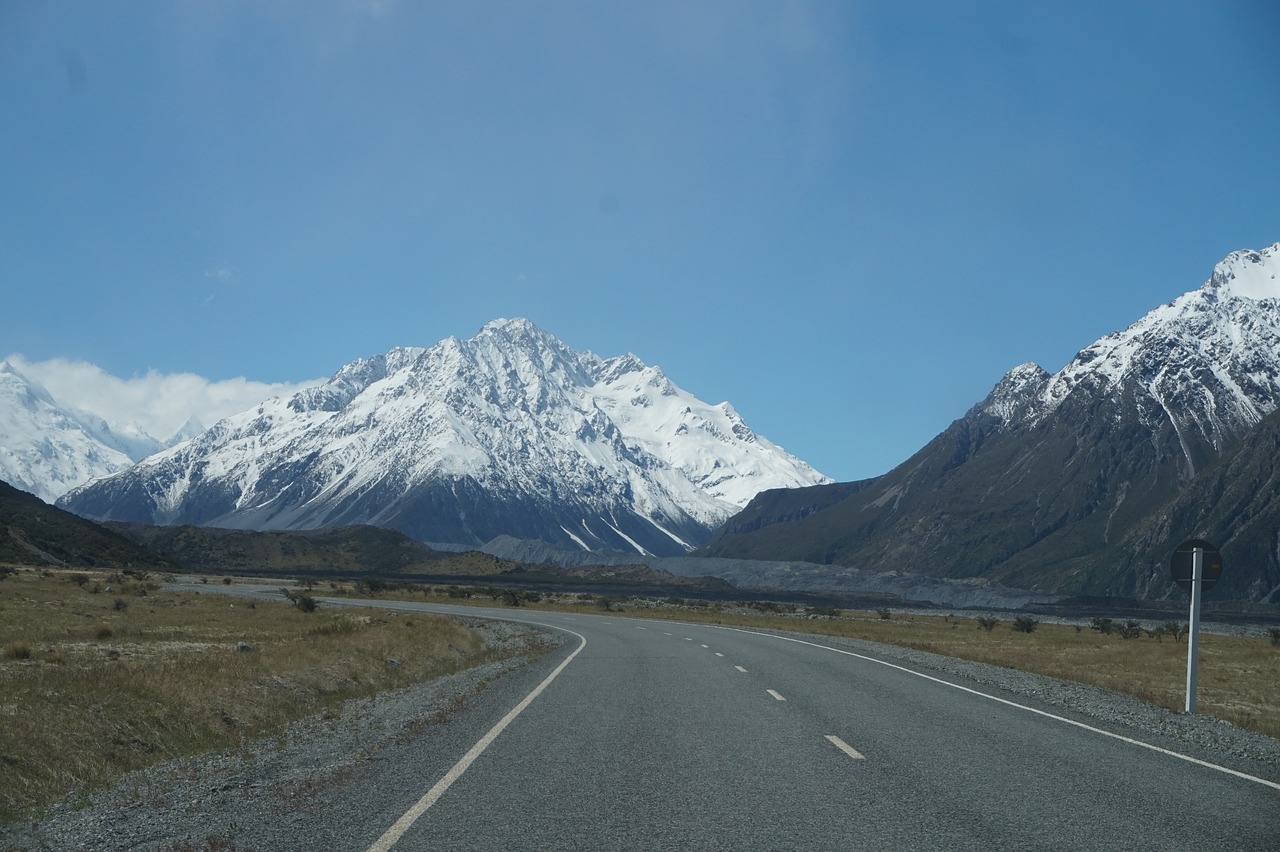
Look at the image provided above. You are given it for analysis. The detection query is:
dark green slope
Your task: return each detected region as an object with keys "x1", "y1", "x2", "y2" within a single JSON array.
[
  {"x1": 105, "y1": 522, "x2": 516, "y2": 576},
  {"x1": 0, "y1": 479, "x2": 177, "y2": 570}
]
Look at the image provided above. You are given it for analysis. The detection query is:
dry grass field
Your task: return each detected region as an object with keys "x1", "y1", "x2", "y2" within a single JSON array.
[{"x1": 0, "y1": 567, "x2": 514, "y2": 824}]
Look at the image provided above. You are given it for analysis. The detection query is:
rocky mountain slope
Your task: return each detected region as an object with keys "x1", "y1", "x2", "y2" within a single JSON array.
[
  {"x1": 703, "y1": 244, "x2": 1280, "y2": 601},
  {"x1": 60, "y1": 319, "x2": 829, "y2": 556}
]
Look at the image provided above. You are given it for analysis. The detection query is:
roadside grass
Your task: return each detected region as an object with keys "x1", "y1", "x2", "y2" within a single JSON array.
[
  {"x1": 0, "y1": 568, "x2": 505, "y2": 825},
  {"x1": 347, "y1": 581, "x2": 1280, "y2": 740}
]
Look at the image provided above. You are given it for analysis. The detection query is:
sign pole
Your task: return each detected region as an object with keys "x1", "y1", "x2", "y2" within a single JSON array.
[{"x1": 1185, "y1": 547, "x2": 1203, "y2": 714}]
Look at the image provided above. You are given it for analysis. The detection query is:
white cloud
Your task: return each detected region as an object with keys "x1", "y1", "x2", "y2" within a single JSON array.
[{"x1": 5, "y1": 355, "x2": 323, "y2": 443}]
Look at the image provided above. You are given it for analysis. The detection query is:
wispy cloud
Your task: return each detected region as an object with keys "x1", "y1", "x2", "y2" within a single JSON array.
[
  {"x1": 204, "y1": 265, "x2": 237, "y2": 281},
  {"x1": 5, "y1": 355, "x2": 323, "y2": 442}
]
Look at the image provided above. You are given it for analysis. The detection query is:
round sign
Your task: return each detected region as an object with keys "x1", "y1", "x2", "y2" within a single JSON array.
[{"x1": 1170, "y1": 539, "x2": 1223, "y2": 595}]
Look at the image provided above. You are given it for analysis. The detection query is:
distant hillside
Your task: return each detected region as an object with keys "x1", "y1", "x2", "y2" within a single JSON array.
[
  {"x1": 0, "y1": 479, "x2": 176, "y2": 570},
  {"x1": 105, "y1": 523, "x2": 517, "y2": 576}
]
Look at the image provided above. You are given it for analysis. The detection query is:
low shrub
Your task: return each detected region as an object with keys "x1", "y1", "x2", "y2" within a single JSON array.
[
  {"x1": 3, "y1": 641, "x2": 32, "y2": 660},
  {"x1": 1011, "y1": 616, "x2": 1039, "y2": 634},
  {"x1": 976, "y1": 617, "x2": 1000, "y2": 631},
  {"x1": 281, "y1": 589, "x2": 318, "y2": 613}
]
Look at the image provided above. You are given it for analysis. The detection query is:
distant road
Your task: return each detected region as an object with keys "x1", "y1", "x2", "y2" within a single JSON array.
[{"x1": 198, "y1": 586, "x2": 1280, "y2": 850}]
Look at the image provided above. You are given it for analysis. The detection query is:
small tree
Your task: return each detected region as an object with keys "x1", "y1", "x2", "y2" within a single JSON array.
[
  {"x1": 1090, "y1": 616, "x2": 1114, "y2": 635},
  {"x1": 976, "y1": 617, "x2": 1000, "y2": 631},
  {"x1": 1267, "y1": 627, "x2": 1280, "y2": 647},
  {"x1": 1116, "y1": 620, "x2": 1143, "y2": 640},
  {"x1": 1011, "y1": 616, "x2": 1039, "y2": 634},
  {"x1": 876, "y1": 608, "x2": 892, "y2": 620}
]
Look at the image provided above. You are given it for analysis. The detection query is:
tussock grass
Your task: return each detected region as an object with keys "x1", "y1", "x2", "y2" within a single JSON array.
[{"x1": 0, "y1": 567, "x2": 503, "y2": 824}]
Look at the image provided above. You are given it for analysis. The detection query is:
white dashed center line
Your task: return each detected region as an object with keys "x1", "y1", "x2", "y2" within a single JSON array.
[
  {"x1": 825, "y1": 735, "x2": 866, "y2": 760},
  {"x1": 734, "y1": 666, "x2": 748, "y2": 673},
  {"x1": 715, "y1": 652, "x2": 724, "y2": 657},
  {"x1": 767, "y1": 689, "x2": 786, "y2": 702}
]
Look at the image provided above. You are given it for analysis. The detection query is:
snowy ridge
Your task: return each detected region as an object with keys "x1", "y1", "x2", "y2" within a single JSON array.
[
  {"x1": 62, "y1": 319, "x2": 830, "y2": 554},
  {"x1": 981, "y1": 243, "x2": 1280, "y2": 458}
]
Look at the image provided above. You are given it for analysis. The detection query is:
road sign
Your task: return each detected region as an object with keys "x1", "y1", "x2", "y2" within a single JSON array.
[{"x1": 1170, "y1": 539, "x2": 1223, "y2": 595}]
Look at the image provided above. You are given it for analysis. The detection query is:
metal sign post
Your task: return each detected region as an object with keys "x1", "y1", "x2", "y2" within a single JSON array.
[
  {"x1": 1170, "y1": 539, "x2": 1222, "y2": 716},
  {"x1": 1185, "y1": 547, "x2": 1202, "y2": 714}
]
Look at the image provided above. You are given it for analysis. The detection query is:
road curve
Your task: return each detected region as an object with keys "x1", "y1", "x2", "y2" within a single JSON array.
[{"x1": 285, "y1": 594, "x2": 1278, "y2": 852}]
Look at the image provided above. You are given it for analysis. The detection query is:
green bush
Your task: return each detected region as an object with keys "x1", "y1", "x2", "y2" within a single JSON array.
[
  {"x1": 1011, "y1": 616, "x2": 1039, "y2": 634},
  {"x1": 1090, "y1": 616, "x2": 1114, "y2": 635},
  {"x1": 976, "y1": 617, "x2": 1000, "y2": 631}
]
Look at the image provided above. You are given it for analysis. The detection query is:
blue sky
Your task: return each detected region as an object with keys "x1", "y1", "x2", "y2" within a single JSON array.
[{"x1": 3, "y1": 1, "x2": 1278, "y2": 482}]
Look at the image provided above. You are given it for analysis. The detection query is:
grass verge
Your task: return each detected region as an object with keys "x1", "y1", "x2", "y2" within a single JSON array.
[{"x1": 0, "y1": 568, "x2": 515, "y2": 825}]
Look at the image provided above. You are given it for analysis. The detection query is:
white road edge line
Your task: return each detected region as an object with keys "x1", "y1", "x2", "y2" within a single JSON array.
[
  {"x1": 713, "y1": 625, "x2": 1280, "y2": 792},
  {"x1": 367, "y1": 627, "x2": 589, "y2": 851},
  {"x1": 767, "y1": 689, "x2": 787, "y2": 701},
  {"x1": 825, "y1": 734, "x2": 866, "y2": 760}
]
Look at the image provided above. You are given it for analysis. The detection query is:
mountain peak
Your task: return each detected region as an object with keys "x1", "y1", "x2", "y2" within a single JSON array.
[
  {"x1": 60, "y1": 320, "x2": 830, "y2": 556},
  {"x1": 979, "y1": 362, "x2": 1050, "y2": 423},
  {"x1": 1208, "y1": 242, "x2": 1280, "y2": 302}
]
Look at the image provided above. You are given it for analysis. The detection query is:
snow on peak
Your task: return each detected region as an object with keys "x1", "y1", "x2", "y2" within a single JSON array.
[
  {"x1": 1208, "y1": 243, "x2": 1280, "y2": 302},
  {"x1": 0, "y1": 362, "x2": 135, "y2": 502},
  {"x1": 62, "y1": 319, "x2": 832, "y2": 551},
  {"x1": 996, "y1": 243, "x2": 1280, "y2": 452},
  {"x1": 979, "y1": 362, "x2": 1050, "y2": 423}
]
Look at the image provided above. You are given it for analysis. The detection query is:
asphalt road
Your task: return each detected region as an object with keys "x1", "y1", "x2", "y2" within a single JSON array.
[{"x1": 262, "y1": 595, "x2": 1275, "y2": 852}]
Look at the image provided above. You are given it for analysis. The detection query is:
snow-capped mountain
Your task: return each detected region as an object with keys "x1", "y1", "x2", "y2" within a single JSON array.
[
  {"x1": 981, "y1": 244, "x2": 1280, "y2": 473},
  {"x1": 0, "y1": 361, "x2": 140, "y2": 503},
  {"x1": 59, "y1": 319, "x2": 831, "y2": 555},
  {"x1": 705, "y1": 243, "x2": 1280, "y2": 601}
]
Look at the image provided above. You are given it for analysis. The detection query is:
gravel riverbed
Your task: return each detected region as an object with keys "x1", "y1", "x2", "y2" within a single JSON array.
[{"x1": 3, "y1": 614, "x2": 1277, "y2": 851}]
